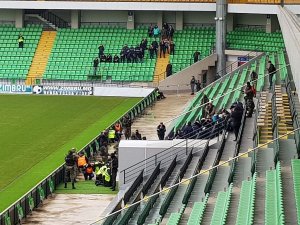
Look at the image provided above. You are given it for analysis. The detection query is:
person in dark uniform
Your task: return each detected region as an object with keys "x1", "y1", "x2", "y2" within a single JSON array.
[
  {"x1": 159, "y1": 40, "x2": 166, "y2": 58},
  {"x1": 98, "y1": 44, "x2": 105, "y2": 58},
  {"x1": 267, "y1": 61, "x2": 276, "y2": 89},
  {"x1": 123, "y1": 114, "x2": 132, "y2": 140},
  {"x1": 157, "y1": 122, "x2": 166, "y2": 140},
  {"x1": 93, "y1": 57, "x2": 99, "y2": 76},
  {"x1": 169, "y1": 41, "x2": 175, "y2": 55},
  {"x1": 193, "y1": 51, "x2": 201, "y2": 63},
  {"x1": 230, "y1": 104, "x2": 243, "y2": 141},
  {"x1": 110, "y1": 153, "x2": 118, "y2": 191},
  {"x1": 64, "y1": 149, "x2": 76, "y2": 189}
]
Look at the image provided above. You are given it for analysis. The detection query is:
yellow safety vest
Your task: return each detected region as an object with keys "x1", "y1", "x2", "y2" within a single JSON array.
[
  {"x1": 103, "y1": 167, "x2": 111, "y2": 182},
  {"x1": 96, "y1": 166, "x2": 105, "y2": 176},
  {"x1": 109, "y1": 130, "x2": 115, "y2": 139}
]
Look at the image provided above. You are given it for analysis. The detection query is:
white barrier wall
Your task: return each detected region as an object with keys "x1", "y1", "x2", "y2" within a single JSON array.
[
  {"x1": 118, "y1": 139, "x2": 213, "y2": 186},
  {"x1": 93, "y1": 87, "x2": 154, "y2": 97}
]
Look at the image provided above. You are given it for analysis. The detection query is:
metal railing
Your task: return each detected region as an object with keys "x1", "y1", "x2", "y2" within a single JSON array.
[
  {"x1": 93, "y1": 127, "x2": 300, "y2": 225},
  {"x1": 121, "y1": 119, "x2": 227, "y2": 185},
  {"x1": 0, "y1": 89, "x2": 157, "y2": 224},
  {"x1": 271, "y1": 84, "x2": 280, "y2": 164},
  {"x1": 39, "y1": 11, "x2": 70, "y2": 28}
]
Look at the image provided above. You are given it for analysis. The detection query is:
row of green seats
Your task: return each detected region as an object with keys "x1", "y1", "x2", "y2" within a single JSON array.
[
  {"x1": 265, "y1": 162, "x2": 285, "y2": 225},
  {"x1": 210, "y1": 184, "x2": 233, "y2": 225},
  {"x1": 291, "y1": 159, "x2": 300, "y2": 225},
  {"x1": 236, "y1": 173, "x2": 257, "y2": 225},
  {"x1": 166, "y1": 206, "x2": 185, "y2": 225},
  {"x1": 278, "y1": 51, "x2": 288, "y2": 81},
  {"x1": 187, "y1": 194, "x2": 209, "y2": 225},
  {"x1": 257, "y1": 55, "x2": 266, "y2": 91}
]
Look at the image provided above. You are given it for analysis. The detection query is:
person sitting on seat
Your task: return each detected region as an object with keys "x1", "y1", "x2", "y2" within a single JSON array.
[
  {"x1": 113, "y1": 55, "x2": 120, "y2": 63},
  {"x1": 106, "y1": 54, "x2": 112, "y2": 63}
]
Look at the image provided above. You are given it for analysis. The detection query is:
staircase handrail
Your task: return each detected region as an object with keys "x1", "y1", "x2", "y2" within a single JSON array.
[
  {"x1": 92, "y1": 127, "x2": 300, "y2": 225},
  {"x1": 271, "y1": 84, "x2": 280, "y2": 164},
  {"x1": 40, "y1": 11, "x2": 70, "y2": 28}
]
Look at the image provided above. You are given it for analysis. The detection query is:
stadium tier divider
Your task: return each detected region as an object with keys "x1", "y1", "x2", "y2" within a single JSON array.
[
  {"x1": 285, "y1": 78, "x2": 300, "y2": 157},
  {"x1": 0, "y1": 89, "x2": 157, "y2": 225}
]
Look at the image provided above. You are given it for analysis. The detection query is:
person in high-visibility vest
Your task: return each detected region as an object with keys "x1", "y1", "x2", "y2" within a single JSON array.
[
  {"x1": 95, "y1": 162, "x2": 105, "y2": 186},
  {"x1": 102, "y1": 163, "x2": 111, "y2": 187},
  {"x1": 77, "y1": 152, "x2": 88, "y2": 173},
  {"x1": 83, "y1": 163, "x2": 94, "y2": 180},
  {"x1": 18, "y1": 33, "x2": 24, "y2": 48},
  {"x1": 108, "y1": 129, "x2": 116, "y2": 143}
]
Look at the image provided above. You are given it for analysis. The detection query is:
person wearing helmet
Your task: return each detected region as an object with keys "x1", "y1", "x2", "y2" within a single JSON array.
[{"x1": 64, "y1": 149, "x2": 76, "y2": 189}]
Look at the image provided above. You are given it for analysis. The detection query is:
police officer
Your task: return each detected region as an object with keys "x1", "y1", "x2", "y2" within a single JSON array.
[
  {"x1": 108, "y1": 128, "x2": 116, "y2": 143},
  {"x1": 18, "y1": 33, "x2": 24, "y2": 48},
  {"x1": 64, "y1": 149, "x2": 76, "y2": 189},
  {"x1": 110, "y1": 153, "x2": 118, "y2": 191}
]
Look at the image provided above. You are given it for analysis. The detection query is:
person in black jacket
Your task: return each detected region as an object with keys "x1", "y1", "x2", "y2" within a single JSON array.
[
  {"x1": 93, "y1": 57, "x2": 99, "y2": 76},
  {"x1": 230, "y1": 105, "x2": 243, "y2": 141},
  {"x1": 157, "y1": 122, "x2": 166, "y2": 140},
  {"x1": 98, "y1": 44, "x2": 105, "y2": 58},
  {"x1": 64, "y1": 149, "x2": 76, "y2": 189},
  {"x1": 110, "y1": 153, "x2": 118, "y2": 191},
  {"x1": 267, "y1": 61, "x2": 276, "y2": 89},
  {"x1": 193, "y1": 51, "x2": 201, "y2": 63}
]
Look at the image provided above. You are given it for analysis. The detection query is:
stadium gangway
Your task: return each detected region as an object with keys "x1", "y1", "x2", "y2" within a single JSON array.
[{"x1": 92, "y1": 126, "x2": 300, "y2": 225}]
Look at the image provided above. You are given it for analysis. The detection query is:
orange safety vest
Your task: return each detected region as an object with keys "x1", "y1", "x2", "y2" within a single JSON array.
[
  {"x1": 86, "y1": 167, "x2": 93, "y2": 174},
  {"x1": 115, "y1": 124, "x2": 122, "y2": 132},
  {"x1": 77, "y1": 156, "x2": 87, "y2": 167}
]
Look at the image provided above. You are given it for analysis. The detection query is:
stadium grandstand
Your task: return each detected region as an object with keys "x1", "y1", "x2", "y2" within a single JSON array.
[{"x1": 0, "y1": 1, "x2": 300, "y2": 225}]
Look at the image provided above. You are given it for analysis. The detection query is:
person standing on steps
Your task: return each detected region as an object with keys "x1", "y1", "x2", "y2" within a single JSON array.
[
  {"x1": 190, "y1": 76, "x2": 196, "y2": 95},
  {"x1": 267, "y1": 60, "x2": 276, "y2": 90},
  {"x1": 64, "y1": 149, "x2": 76, "y2": 189},
  {"x1": 157, "y1": 122, "x2": 166, "y2": 140},
  {"x1": 93, "y1": 57, "x2": 99, "y2": 76},
  {"x1": 110, "y1": 153, "x2": 118, "y2": 191}
]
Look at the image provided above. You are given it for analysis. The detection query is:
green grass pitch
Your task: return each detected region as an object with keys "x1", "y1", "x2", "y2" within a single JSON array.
[{"x1": 0, "y1": 94, "x2": 141, "y2": 212}]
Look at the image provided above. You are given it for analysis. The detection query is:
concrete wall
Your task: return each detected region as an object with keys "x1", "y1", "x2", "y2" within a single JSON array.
[
  {"x1": 50, "y1": 10, "x2": 71, "y2": 23},
  {"x1": 235, "y1": 13, "x2": 267, "y2": 26},
  {"x1": 118, "y1": 139, "x2": 210, "y2": 186},
  {"x1": 0, "y1": 9, "x2": 16, "y2": 22},
  {"x1": 81, "y1": 10, "x2": 128, "y2": 23},
  {"x1": 158, "y1": 54, "x2": 217, "y2": 91},
  {"x1": 135, "y1": 11, "x2": 157, "y2": 25},
  {"x1": 277, "y1": 6, "x2": 300, "y2": 103},
  {"x1": 183, "y1": 11, "x2": 215, "y2": 25}
]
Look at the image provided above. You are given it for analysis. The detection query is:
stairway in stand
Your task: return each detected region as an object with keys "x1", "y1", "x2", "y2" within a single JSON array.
[
  {"x1": 26, "y1": 31, "x2": 56, "y2": 85},
  {"x1": 153, "y1": 52, "x2": 170, "y2": 86}
]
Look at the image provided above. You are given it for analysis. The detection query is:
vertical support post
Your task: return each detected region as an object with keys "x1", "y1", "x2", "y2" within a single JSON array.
[
  {"x1": 71, "y1": 10, "x2": 80, "y2": 29},
  {"x1": 215, "y1": 0, "x2": 227, "y2": 76}
]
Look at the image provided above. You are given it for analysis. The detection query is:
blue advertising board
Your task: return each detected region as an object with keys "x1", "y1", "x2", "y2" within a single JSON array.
[{"x1": 0, "y1": 84, "x2": 32, "y2": 94}]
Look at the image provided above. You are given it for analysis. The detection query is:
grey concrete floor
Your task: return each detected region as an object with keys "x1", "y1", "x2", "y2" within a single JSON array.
[{"x1": 23, "y1": 194, "x2": 114, "y2": 225}]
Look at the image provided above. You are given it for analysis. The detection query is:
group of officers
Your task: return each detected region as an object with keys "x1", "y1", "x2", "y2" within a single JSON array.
[{"x1": 64, "y1": 148, "x2": 118, "y2": 191}]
